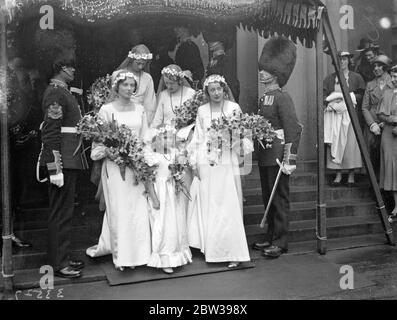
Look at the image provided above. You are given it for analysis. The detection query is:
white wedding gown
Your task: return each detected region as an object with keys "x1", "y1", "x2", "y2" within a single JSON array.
[
  {"x1": 86, "y1": 102, "x2": 151, "y2": 268},
  {"x1": 187, "y1": 101, "x2": 251, "y2": 263},
  {"x1": 147, "y1": 149, "x2": 192, "y2": 268}
]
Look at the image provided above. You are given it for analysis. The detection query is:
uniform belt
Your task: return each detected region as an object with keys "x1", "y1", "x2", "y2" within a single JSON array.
[{"x1": 61, "y1": 127, "x2": 77, "y2": 133}]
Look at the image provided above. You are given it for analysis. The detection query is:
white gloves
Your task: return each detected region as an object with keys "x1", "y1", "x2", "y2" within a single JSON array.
[
  {"x1": 276, "y1": 158, "x2": 296, "y2": 175},
  {"x1": 91, "y1": 143, "x2": 108, "y2": 161},
  {"x1": 370, "y1": 123, "x2": 381, "y2": 136},
  {"x1": 50, "y1": 173, "x2": 64, "y2": 188}
]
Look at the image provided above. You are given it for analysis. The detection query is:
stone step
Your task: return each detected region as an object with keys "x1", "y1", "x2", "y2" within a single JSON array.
[
  {"x1": 12, "y1": 224, "x2": 101, "y2": 253},
  {"x1": 3, "y1": 225, "x2": 102, "y2": 270},
  {"x1": 245, "y1": 215, "x2": 385, "y2": 244},
  {"x1": 4, "y1": 215, "x2": 390, "y2": 271},
  {"x1": 4, "y1": 232, "x2": 394, "y2": 291},
  {"x1": 244, "y1": 184, "x2": 372, "y2": 204},
  {"x1": 5, "y1": 205, "x2": 103, "y2": 232},
  {"x1": 250, "y1": 232, "x2": 393, "y2": 258},
  {"x1": 243, "y1": 172, "x2": 369, "y2": 187},
  {"x1": 244, "y1": 160, "x2": 318, "y2": 177},
  {"x1": 10, "y1": 188, "x2": 375, "y2": 233},
  {"x1": 243, "y1": 199, "x2": 377, "y2": 225}
]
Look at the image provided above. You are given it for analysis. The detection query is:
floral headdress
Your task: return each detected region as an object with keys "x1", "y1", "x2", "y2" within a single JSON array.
[
  {"x1": 161, "y1": 67, "x2": 186, "y2": 81},
  {"x1": 128, "y1": 51, "x2": 153, "y2": 60},
  {"x1": 111, "y1": 71, "x2": 138, "y2": 90},
  {"x1": 127, "y1": 44, "x2": 153, "y2": 61},
  {"x1": 203, "y1": 74, "x2": 227, "y2": 90}
]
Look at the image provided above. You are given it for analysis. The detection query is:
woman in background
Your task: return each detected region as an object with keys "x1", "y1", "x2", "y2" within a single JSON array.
[
  {"x1": 376, "y1": 64, "x2": 397, "y2": 216},
  {"x1": 117, "y1": 44, "x2": 157, "y2": 125},
  {"x1": 323, "y1": 51, "x2": 365, "y2": 186}
]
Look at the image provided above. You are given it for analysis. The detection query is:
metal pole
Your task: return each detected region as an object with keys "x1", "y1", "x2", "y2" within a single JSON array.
[
  {"x1": 322, "y1": 11, "x2": 394, "y2": 246},
  {"x1": 315, "y1": 14, "x2": 327, "y2": 254},
  {"x1": 0, "y1": 0, "x2": 15, "y2": 300}
]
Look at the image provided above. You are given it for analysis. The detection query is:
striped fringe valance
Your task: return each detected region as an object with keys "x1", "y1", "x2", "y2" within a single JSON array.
[{"x1": 4, "y1": 0, "x2": 325, "y2": 47}]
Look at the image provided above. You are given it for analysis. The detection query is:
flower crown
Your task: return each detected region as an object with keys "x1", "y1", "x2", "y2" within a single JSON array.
[
  {"x1": 161, "y1": 67, "x2": 186, "y2": 81},
  {"x1": 203, "y1": 75, "x2": 227, "y2": 89},
  {"x1": 128, "y1": 51, "x2": 153, "y2": 60},
  {"x1": 112, "y1": 72, "x2": 138, "y2": 89}
]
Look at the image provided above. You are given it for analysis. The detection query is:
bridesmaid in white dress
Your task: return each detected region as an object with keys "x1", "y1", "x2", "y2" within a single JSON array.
[
  {"x1": 146, "y1": 134, "x2": 192, "y2": 274},
  {"x1": 151, "y1": 64, "x2": 196, "y2": 129},
  {"x1": 86, "y1": 70, "x2": 159, "y2": 271},
  {"x1": 187, "y1": 75, "x2": 251, "y2": 268},
  {"x1": 116, "y1": 44, "x2": 157, "y2": 125},
  {"x1": 151, "y1": 64, "x2": 196, "y2": 203}
]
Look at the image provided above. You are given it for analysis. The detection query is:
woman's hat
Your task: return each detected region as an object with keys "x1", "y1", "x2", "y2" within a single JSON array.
[
  {"x1": 258, "y1": 36, "x2": 297, "y2": 88},
  {"x1": 372, "y1": 54, "x2": 392, "y2": 67},
  {"x1": 338, "y1": 51, "x2": 353, "y2": 58},
  {"x1": 390, "y1": 64, "x2": 397, "y2": 73},
  {"x1": 356, "y1": 38, "x2": 379, "y2": 52}
]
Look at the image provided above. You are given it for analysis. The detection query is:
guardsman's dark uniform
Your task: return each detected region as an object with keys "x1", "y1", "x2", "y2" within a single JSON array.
[
  {"x1": 39, "y1": 79, "x2": 88, "y2": 272},
  {"x1": 256, "y1": 88, "x2": 302, "y2": 251}
]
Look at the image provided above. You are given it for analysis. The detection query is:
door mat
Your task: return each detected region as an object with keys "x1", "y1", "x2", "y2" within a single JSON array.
[{"x1": 100, "y1": 249, "x2": 255, "y2": 286}]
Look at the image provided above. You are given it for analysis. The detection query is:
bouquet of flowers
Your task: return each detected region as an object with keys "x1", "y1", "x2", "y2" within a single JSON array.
[
  {"x1": 173, "y1": 90, "x2": 206, "y2": 130},
  {"x1": 206, "y1": 110, "x2": 277, "y2": 165},
  {"x1": 86, "y1": 74, "x2": 112, "y2": 113},
  {"x1": 76, "y1": 113, "x2": 157, "y2": 183},
  {"x1": 168, "y1": 145, "x2": 191, "y2": 200},
  {"x1": 151, "y1": 123, "x2": 192, "y2": 199}
]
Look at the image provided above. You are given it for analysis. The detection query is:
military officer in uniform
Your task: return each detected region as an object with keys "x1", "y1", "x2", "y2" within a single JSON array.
[
  {"x1": 252, "y1": 37, "x2": 302, "y2": 258},
  {"x1": 38, "y1": 56, "x2": 88, "y2": 278}
]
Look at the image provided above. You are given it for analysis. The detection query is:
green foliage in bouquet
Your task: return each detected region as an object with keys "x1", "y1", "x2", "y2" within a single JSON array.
[
  {"x1": 76, "y1": 113, "x2": 157, "y2": 183},
  {"x1": 86, "y1": 74, "x2": 112, "y2": 113},
  {"x1": 173, "y1": 90, "x2": 206, "y2": 130}
]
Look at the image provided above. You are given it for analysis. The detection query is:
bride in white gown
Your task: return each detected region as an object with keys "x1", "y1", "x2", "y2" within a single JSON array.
[{"x1": 86, "y1": 70, "x2": 159, "y2": 270}]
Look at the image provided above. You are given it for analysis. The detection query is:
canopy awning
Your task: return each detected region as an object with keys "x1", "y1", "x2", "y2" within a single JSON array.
[{"x1": 4, "y1": 0, "x2": 325, "y2": 47}]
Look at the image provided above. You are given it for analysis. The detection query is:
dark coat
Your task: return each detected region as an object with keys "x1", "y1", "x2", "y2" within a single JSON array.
[
  {"x1": 362, "y1": 73, "x2": 393, "y2": 127},
  {"x1": 256, "y1": 89, "x2": 302, "y2": 167},
  {"x1": 206, "y1": 53, "x2": 240, "y2": 102},
  {"x1": 323, "y1": 71, "x2": 366, "y2": 106},
  {"x1": 175, "y1": 40, "x2": 204, "y2": 83}
]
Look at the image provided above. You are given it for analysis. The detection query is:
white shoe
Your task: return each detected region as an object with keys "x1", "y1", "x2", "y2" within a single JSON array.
[
  {"x1": 228, "y1": 262, "x2": 240, "y2": 268},
  {"x1": 162, "y1": 267, "x2": 174, "y2": 274}
]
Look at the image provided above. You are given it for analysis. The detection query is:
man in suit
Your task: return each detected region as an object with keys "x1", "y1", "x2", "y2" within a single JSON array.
[
  {"x1": 174, "y1": 25, "x2": 204, "y2": 89},
  {"x1": 38, "y1": 56, "x2": 88, "y2": 278},
  {"x1": 354, "y1": 39, "x2": 380, "y2": 84},
  {"x1": 252, "y1": 37, "x2": 302, "y2": 258},
  {"x1": 206, "y1": 40, "x2": 240, "y2": 102}
]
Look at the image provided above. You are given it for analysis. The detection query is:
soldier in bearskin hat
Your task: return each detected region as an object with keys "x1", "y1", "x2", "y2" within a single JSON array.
[{"x1": 252, "y1": 36, "x2": 302, "y2": 258}]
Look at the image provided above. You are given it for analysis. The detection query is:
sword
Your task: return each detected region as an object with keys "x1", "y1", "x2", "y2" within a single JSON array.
[{"x1": 260, "y1": 158, "x2": 283, "y2": 228}]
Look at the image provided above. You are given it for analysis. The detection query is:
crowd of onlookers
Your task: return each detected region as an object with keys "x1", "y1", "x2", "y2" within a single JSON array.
[{"x1": 324, "y1": 37, "x2": 397, "y2": 216}]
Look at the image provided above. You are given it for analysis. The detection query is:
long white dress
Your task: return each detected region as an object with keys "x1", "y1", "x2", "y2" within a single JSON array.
[
  {"x1": 130, "y1": 71, "x2": 157, "y2": 125},
  {"x1": 151, "y1": 86, "x2": 196, "y2": 206},
  {"x1": 147, "y1": 149, "x2": 192, "y2": 268},
  {"x1": 187, "y1": 101, "x2": 251, "y2": 263},
  {"x1": 151, "y1": 86, "x2": 196, "y2": 128},
  {"x1": 86, "y1": 102, "x2": 151, "y2": 268}
]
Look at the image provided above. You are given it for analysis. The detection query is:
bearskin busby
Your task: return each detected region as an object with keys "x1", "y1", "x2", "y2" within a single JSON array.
[{"x1": 258, "y1": 36, "x2": 297, "y2": 87}]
